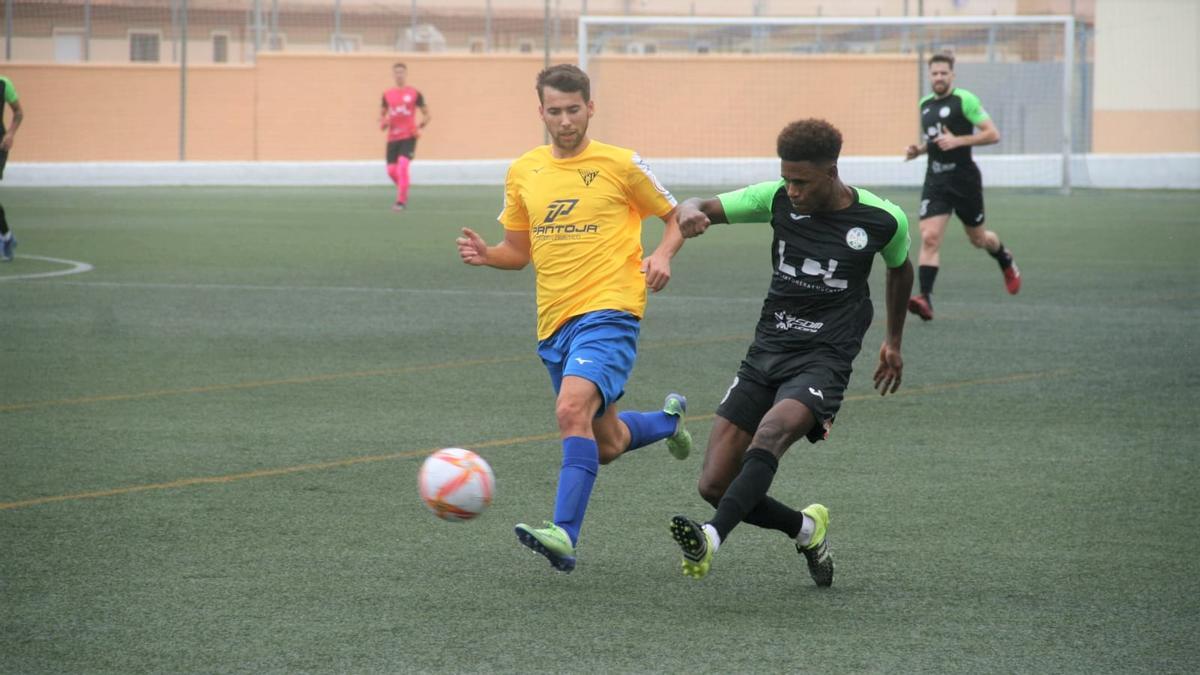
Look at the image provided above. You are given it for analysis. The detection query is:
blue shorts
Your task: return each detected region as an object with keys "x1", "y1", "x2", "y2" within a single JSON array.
[{"x1": 537, "y1": 310, "x2": 640, "y2": 415}]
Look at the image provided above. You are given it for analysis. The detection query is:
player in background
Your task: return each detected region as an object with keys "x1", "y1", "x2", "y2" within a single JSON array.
[
  {"x1": 456, "y1": 64, "x2": 693, "y2": 573},
  {"x1": 380, "y1": 62, "x2": 430, "y2": 212},
  {"x1": 0, "y1": 75, "x2": 23, "y2": 261},
  {"x1": 668, "y1": 119, "x2": 913, "y2": 587},
  {"x1": 904, "y1": 52, "x2": 1020, "y2": 321}
]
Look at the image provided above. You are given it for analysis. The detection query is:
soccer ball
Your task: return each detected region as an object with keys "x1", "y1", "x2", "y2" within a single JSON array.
[{"x1": 418, "y1": 448, "x2": 495, "y2": 522}]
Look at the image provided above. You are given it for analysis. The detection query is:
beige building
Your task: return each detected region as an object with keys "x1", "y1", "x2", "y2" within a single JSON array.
[{"x1": 10, "y1": 0, "x2": 1093, "y2": 65}]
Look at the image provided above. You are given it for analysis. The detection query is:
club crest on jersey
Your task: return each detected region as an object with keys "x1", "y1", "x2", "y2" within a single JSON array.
[
  {"x1": 544, "y1": 199, "x2": 579, "y2": 223},
  {"x1": 846, "y1": 227, "x2": 868, "y2": 250},
  {"x1": 578, "y1": 169, "x2": 599, "y2": 186}
]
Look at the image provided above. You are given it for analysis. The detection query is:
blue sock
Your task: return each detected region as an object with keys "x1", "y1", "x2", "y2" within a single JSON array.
[
  {"x1": 618, "y1": 409, "x2": 679, "y2": 452},
  {"x1": 552, "y1": 436, "x2": 599, "y2": 546}
]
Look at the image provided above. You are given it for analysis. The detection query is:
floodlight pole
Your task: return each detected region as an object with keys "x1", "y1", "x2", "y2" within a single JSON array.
[
  {"x1": 1062, "y1": 15, "x2": 1074, "y2": 195},
  {"x1": 4, "y1": 0, "x2": 11, "y2": 61},
  {"x1": 179, "y1": 0, "x2": 188, "y2": 161}
]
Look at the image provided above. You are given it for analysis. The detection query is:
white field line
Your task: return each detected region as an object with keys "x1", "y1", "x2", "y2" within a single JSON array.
[{"x1": 0, "y1": 255, "x2": 95, "y2": 281}]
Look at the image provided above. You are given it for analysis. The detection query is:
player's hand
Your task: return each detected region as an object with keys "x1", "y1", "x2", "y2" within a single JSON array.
[
  {"x1": 456, "y1": 227, "x2": 490, "y2": 266},
  {"x1": 0, "y1": 135, "x2": 12, "y2": 151},
  {"x1": 641, "y1": 252, "x2": 672, "y2": 293},
  {"x1": 677, "y1": 205, "x2": 711, "y2": 238},
  {"x1": 873, "y1": 342, "x2": 903, "y2": 395},
  {"x1": 935, "y1": 126, "x2": 962, "y2": 151},
  {"x1": 904, "y1": 144, "x2": 921, "y2": 161}
]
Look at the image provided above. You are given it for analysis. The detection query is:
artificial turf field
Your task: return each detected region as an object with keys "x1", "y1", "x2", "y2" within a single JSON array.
[{"x1": 1, "y1": 185, "x2": 1197, "y2": 673}]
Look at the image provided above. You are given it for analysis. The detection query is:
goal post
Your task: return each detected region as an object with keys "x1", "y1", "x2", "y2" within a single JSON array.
[{"x1": 578, "y1": 14, "x2": 1076, "y2": 192}]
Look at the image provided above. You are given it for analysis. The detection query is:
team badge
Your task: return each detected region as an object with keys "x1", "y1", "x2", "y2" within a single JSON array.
[
  {"x1": 846, "y1": 227, "x2": 868, "y2": 250},
  {"x1": 578, "y1": 169, "x2": 598, "y2": 186},
  {"x1": 939, "y1": 106, "x2": 951, "y2": 118}
]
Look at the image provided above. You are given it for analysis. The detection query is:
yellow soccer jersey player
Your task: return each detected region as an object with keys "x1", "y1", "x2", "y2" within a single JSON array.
[
  {"x1": 456, "y1": 64, "x2": 692, "y2": 574},
  {"x1": 499, "y1": 140, "x2": 677, "y2": 340}
]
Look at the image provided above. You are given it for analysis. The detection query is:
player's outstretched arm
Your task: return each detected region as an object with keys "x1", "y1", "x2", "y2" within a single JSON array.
[
  {"x1": 904, "y1": 142, "x2": 926, "y2": 161},
  {"x1": 676, "y1": 197, "x2": 728, "y2": 238},
  {"x1": 456, "y1": 227, "x2": 531, "y2": 270},
  {"x1": 874, "y1": 258, "x2": 914, "y2": 395}
]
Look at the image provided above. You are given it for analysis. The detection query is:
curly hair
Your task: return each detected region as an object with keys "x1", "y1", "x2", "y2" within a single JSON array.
[
  {"x1": 776, "y1": 119, "x2": 843, "y2": 164},
  {"x1": 536, "y1": 64, "x2": 591, "y2": 103}
]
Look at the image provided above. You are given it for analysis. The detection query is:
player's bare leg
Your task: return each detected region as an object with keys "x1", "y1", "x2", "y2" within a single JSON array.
[
  {"x1": 910, "y1": 213, "x2": 950, "y2": 320},
  {"x1": 965, "y1": 223, "x2": 1021, "y2": 295},
  {"x1": 515, "y1": 376, "x2": 603, "y2": 573}
]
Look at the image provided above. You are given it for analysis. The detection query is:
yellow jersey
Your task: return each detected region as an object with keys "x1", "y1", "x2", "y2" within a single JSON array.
[{"x1": 499, "y1": 140, "x2": 677, "y2": 340}]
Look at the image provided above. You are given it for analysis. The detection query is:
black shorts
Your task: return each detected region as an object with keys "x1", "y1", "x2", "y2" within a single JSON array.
[
  {"x1": 715, "y1": 344, "x2": 854, "y2": 444},
  {"x1": 386, "y1": 138, "x2": 417, "y2": 163},
  {"x1": 920, "y1": 164, "x2": 985, "y2": 227}
]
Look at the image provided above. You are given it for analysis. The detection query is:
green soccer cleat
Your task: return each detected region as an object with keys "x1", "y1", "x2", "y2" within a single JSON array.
[
  {"x1": 662, "y1": 393, "x2": 693, "y2": 460},
  {"x1": 669, "y1": 515, "x2": 713, "y2": 579},
  {"x1": 797, "y1": 503, "x2": 834, "y2": 588},
  {"x1": 514, "y1": 521, "x2": 576, "y2": 573}
]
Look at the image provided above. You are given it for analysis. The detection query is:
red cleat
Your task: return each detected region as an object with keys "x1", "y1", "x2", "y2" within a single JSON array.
[
  {"x1": 907, "y1": 294, "x2": 933, "y2": 321},
  {"x1": 1003, "y1": 260, "x2": 1021, "y2": 295}
]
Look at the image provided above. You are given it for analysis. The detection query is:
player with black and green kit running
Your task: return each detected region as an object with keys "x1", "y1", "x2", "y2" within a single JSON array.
[
  {"x1": 0, "y1": 74, "x2": 23, "y2": 262},
  {"x1": 667, "y1": 119, "x2": 914, "y2": 587},
  {"x1": 904, "y1": 52, "x2": 1020, "y2": 321}
]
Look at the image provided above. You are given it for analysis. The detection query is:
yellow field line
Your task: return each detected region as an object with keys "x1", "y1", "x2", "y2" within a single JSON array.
[
  {"x1": 0, "y1": 335, "x2": 750, "y2": 414},
  {"x1": 0, "y1": 368, "x2": 1071, "y2": 511}
]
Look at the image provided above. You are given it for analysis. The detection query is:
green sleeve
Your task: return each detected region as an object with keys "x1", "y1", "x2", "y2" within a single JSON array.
[
  {"x1": 716, "y1": 180, "x2": 783, "y2": 224},
  {"x1": 857, "y1": 189, "x2": 911, "y2": 268},
  {"x1": 958, "y1": 89, "x2": 990, "y2": 126},
  {"x1": 0, "y1": 76, "x2": 16, "y2": 104}
]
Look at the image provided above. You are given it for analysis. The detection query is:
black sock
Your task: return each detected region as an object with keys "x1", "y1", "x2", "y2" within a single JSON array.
[
  {"x1": 0, "y1": 203, "x2": 8, "y2": 237},
  {"x1": 988, "y1": 243, "x2": 1012, "y2": 268},
  {"x1": 918, "y1": 265, "x2": 938, "y2": 299},
  {"x1": 709, "y1": 448, "x2": 778, "y2": 540},
  {"x1": 744, "y1": 496, "x2": 805, "y2": 538}
]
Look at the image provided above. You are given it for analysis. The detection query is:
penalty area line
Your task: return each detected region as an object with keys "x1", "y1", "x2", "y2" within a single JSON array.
[{"x1": 0, "y1": 368, "x2": 1073, "y2": 512}]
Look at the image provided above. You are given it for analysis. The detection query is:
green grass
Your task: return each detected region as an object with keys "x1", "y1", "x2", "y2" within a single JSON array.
[{"x1": 1, "y1": 185, "x2": 1198, "y2": 673}]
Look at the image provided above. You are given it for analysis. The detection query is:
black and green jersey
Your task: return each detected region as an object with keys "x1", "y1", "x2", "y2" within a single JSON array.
[
  {"x1": 920, "y1": 87, "x2": 989, "y2": 173},
  {"x1": 0, "y1": 76, "x2": 16, "y2": 136},
  {"x1": 716, "y1": 181, "x2": 910, "y2": 355}
]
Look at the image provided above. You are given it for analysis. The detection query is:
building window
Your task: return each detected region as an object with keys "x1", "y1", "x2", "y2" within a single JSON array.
[
  {"x1": 53, "y1": 29, "x2": 86, "y2": 62},
  {"x1": 212, "y1": 33, "x2": 229, "y2": 63},
  {"x1": 331, "y1": 34, "x2": 361, "y2": 53},
  {"x1": 130, "y1": 31, "x2": 161, "y2": 62}
]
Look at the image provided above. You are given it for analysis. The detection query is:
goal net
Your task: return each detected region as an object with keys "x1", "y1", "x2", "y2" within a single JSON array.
[{"x1": 578, "y1": 15, "x2": 1078, "y2": 190}]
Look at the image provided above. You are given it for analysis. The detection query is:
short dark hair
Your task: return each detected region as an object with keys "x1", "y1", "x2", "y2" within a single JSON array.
[
  {"x1": 777, "y1": 119, "x2": 843, "y2": 164},
  {"x1": 393, "y1": 62, "x2": 407, "y2": 69},
  {"x1": 536, "y1": 64, "x2": 590, "y2": 103},
  {"x1": 928, "y1": 52, "x2": 955, "y2": 69}
]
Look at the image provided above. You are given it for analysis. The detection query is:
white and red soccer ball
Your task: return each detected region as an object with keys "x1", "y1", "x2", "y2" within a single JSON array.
[{"x1": 418, "y1": 448, "x2": 495, "y2": 521}]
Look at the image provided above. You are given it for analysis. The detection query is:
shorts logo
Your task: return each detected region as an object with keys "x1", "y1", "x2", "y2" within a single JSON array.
[
  {"x1": 774, "y1": 311, "x2": 824, "y2": 334},
  {"x1": 975, "y1": 212, "x2": 984, "y2": 223},
  {"x1": 574, "y1": 357, "x2": 593, "y2": 365},
  {"x1": 845, "y1": 227, "x2": 868, "y2": 250},
  {"x1": 919, "y1": 199, "x2": 930, "y2": 217},
  {"x1": 808, "y1": 387, "x2": 824, "y2": 400},
  {"x1": 544, "y1": 199, "x2": 579, "y2": 223},
  {"x1": 578, "y1": 169, "x2": 599, "y2": 186}
]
